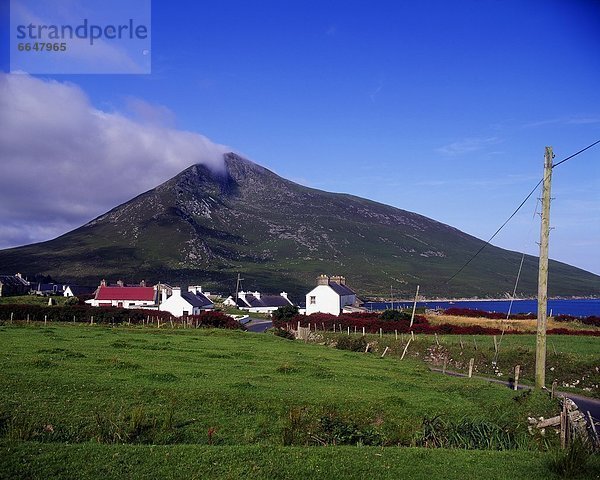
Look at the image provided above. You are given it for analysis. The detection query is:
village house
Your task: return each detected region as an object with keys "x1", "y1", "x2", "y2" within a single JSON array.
[
  {"x1": 85, "y1": 280, "x2": 158, "y2": 309},
  {"x1": 305, "y1": 275, "x2": 361, "y2": 316},
  {"x1": 223, "y1": 290, "x2": 294, "y2": 314},
  {"x1": 63, "y1": 285, "x2": 96, "y2": 298},
  {"x1": 31, "y1": 282, "x2": 65, "y2": 296},
  {"x1": 0, "y1": 273, "x2": 30, "y2": 297},
  {"x1": 159, "y1": 285, "x2": 214, "y2": 317}
]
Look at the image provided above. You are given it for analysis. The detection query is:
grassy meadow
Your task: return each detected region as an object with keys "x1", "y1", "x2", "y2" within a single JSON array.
[
  {"x1": 321, "y1": 330, "x2": 600, "y2": 398},
  {"x1": 1, "y1": 323, "x2": 598, "y2": 479}
]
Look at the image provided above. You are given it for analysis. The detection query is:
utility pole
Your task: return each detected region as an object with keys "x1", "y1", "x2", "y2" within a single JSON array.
[
  {"x1": 535, "y1": 147, "x2": 553, "y2": 389},
  {"x1": 235, "y1": 273, "x2": 243, "y2": 303},
  {"x1": 409, "y1": 284, "x2": 420, "y2": 328}
]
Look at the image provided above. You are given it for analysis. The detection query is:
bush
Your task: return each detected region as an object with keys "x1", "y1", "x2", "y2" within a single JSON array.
[
  {"x1": 0, "y1": 304, "x2": 244, "y2": 330},
  {"x1": 272, "y1": 305, "x2": 299, "y2": 322},
  {"x1": 380, "y1": 309, "x2": 411, "y2": 321},
  {"x1": 335, "y1": 335, "x2": 367, "y2": 352}
]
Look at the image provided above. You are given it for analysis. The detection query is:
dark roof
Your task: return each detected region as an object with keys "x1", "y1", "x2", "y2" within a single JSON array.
[
  {"x1": 0, "y1": 275, "x2": 30, "y2": 287},
  {"x1": 181, "y1": 291, "x2": 213, "y2": 308},
  {"x1": 328, "y1": 282, "x2": 355, "y2": 296},
  {"x1": 34, "y1": 283, "x2": 62, "y2": 293},
  {"x1": 243, "y1": 294, "x2": 292, "y2": 308},
  {"x1": 236, "y1": 297, "x2": 250, "y2": 308},
  {"x1": 66, "y1": 285, "x2": 96, "y2": 296}
]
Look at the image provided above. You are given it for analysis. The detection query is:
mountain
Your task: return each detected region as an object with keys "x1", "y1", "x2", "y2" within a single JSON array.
[{"x1": 1, "y1": 153, "x2": 599, "y2": 299}]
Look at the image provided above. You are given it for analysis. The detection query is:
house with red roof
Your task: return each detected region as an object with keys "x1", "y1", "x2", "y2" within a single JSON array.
[{"x1": 85, "y1": 280, "x2": 158, "y2": 309}]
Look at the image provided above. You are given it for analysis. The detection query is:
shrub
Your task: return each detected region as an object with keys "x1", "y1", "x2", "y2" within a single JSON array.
[
  {"x1": 335, "y1": 335, "x2": 367, "y2": 352},
  {"x1": 272, "y1": 305, "x2": 299, "y2": 322},
  {"x1": 380, "y1": 309, "x2": 411, "y2": 321}
]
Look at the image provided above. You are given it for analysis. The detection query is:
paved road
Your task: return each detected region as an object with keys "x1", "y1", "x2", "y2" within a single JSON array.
[
  {"x1": 244, "y1": 319, "x2": 272, "y2": 333},
  {"x1": 431, "y1": 368, "x2": 600, "y2": 423}
]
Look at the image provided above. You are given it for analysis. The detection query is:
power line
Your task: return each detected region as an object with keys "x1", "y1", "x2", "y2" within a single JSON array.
[
  {"x1": 552, "y1": 138, "x2": 600, "y2": 168},
  {"x1": 446, "y1": 178, "x2": 542, "y2": 284},
  {"x1": 446, "y1": 139, "x2": 600, "y2": 285}
]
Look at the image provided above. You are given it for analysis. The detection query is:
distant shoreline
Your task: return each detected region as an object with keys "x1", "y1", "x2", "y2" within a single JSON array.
[{"x1": 366, "y1": 297, "x2": 600, "y2": 304}]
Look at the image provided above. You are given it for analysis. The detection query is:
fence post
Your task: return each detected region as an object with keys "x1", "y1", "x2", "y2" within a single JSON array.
[
  {"x1": 514, "y1": 365, "x2": 520, "y2": 391},
  {"x1": 379, "y1": 328, "x2": 382, "y2": 338},
  {"x1": 381, "y1": 346, "x2": 389, "y2": 358},
  {"x1": 400, "y1": 339, "x2": 412, "y2": 360},
  {"x1": 560, "y1": 400, "x2": 568, "y2": 449},
  {"x1": 472, "y1": 336, "x2": 478, "y2": 350},
  {"x1": 468, "y1": 358, "x2": 474, "y2": 378},
  {"x1": 44, "y1": 315, "x2": 47, "y2": 326},
  {"x1": 347, "y1": 326, "x2": 350, "y2": 336},
  {"x1": 10, "y1": 312, "x2": 13, "y2": 324},
  {"x1": 395, "y1": 330, "x2": 398, "y2": 340},
  {"x1": 362, "y1": 326, "x2": 365, "y2": 336},
  {"x1": 551, "y1": 380, "x2": 557, "y2": 399}
]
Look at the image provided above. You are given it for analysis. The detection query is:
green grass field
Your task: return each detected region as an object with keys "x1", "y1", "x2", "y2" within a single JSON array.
[
  {"x1": 0, "y1": 324, "x2": 598, "y2": 479},
  {"x1": 325, "y1": 332, "x2": 600, "y2": 398}
]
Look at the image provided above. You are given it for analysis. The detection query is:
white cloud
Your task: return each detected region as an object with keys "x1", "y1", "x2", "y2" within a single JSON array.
[
  {"x1": 0, "y1": 73, "x2": 229, "y2": 249},
  {"x1": 435, "y1": 137, "x2": 500, "y2": 156}
]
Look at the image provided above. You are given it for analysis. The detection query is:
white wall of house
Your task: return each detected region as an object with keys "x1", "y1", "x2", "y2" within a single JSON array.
[
  {"x1": 86, "y1": 299, "x2": 156, "y2": 308},
  {"x1": 306, "y1": 285, "x2": 340, "y2": 316},
  {"x1": 305, "y1": 285, "x2": 356, "y2": 316},
  {"x1": 159, "y1": 288, "x2": 198, "y2": 317}
]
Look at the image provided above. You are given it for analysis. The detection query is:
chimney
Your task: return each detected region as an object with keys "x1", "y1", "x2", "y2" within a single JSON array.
[
  {"x1": 160, "y1": 286, "x2": 169, "y2": 303},
  {"x1": 100, "y1": 279, "x2": 107, "y2": 287},
  {"x1": 15, "y1": 273, "x2": 22, "y2": 279},
  {"x1": 253, "y1": 291, "x2": 261, "y2": 300},
  {"x1": 280, "y1": 292, "x2": 288, "y2": 299},
  {"x1": 331, "y1": 275, "x2": 342, "y2": 285},
  {"x1": 117, "y1": 280, "x2": 124, "y2": 287},
  {"x1": 140, "y1": 280, "x2": 146, "y2": 287},
  {"x1": 317, "y1": 274, "x2": 329, "y2": 286},
  {"x1": 172, "y1": 287, "x2": 181, "y2": 297}
]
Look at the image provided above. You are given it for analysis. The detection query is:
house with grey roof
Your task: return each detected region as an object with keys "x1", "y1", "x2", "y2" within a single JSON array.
[
  {"x1": 159, "y1": 286, "x2": 214, "y2": 317},
  {"x1": 305, "y1": 275, "x2": 359, "y2": 316},
  {"x1": 223, "y1": 290, "x2": 294, "y2": 314},
  {"x1": 0, "y1": 273, "x2": 30, "y2": 297}
]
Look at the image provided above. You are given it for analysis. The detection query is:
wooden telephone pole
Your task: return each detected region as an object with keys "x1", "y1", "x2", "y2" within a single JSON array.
[{"x1": 535, "y1": 147, "x2": 553, "y2": 389}]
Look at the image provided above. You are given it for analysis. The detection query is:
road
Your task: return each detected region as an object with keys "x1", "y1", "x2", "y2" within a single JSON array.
[{"x1": 244, "y1": 319, "x2": 272, "y2": 333}]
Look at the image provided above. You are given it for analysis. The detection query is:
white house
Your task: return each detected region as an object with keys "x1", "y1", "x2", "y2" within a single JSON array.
[
  {"x1": 85, "y1": 280, "x2": 158, "y2": 309},
  {"x1": 305, "y1": 275, "x2": 358, "y2": 316},
  {"x1": 223, "y1": 290, "x2": 294, "y2": 314},
  {"x1": 159, "y1": 286, "x2": 214, "y2": 317}
]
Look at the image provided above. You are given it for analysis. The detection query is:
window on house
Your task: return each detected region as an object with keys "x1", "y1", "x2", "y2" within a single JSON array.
[
  {"x1": 183, "y1": 310, "x2": 189, "y2": 316},
  {"x1": 310, "y1": 296, "x2": 316, "y2": 305}
]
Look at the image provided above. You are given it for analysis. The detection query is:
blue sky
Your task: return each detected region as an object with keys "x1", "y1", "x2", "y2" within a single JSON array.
[{"x1": 1, "y1": 0, "x2": 599, "y2": 275}]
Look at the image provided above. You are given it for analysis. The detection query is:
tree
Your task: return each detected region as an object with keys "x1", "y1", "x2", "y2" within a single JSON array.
[{"x1": 272, "y1": 305, "x2": 299, "y2": 321}]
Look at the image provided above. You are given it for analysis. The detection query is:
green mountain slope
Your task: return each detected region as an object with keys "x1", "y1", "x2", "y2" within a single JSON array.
[{"x1": 1, "y1": 153, "x2": 598, "y2": 299}]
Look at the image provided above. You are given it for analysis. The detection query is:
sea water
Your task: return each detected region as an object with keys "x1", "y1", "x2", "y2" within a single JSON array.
[{"x1": 363, "y1": 298, "x2": 600, "y2": 317}]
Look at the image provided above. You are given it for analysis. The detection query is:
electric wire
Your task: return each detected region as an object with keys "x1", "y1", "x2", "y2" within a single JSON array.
[
  {"x1": 552, "y1": 139, "x2": 600, "y2": 169},
  {"x1": 445, "y1": 138, "x2": 600, "y2": 285}
]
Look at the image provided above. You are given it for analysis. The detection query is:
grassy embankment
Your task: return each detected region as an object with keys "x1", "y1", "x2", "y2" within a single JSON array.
[
  {"x1": 0, "y1": 323, "x2": 598, "y2": 479},
  {"x1": 319, "y1": 328, "x2": 600, "y2": 398}
]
